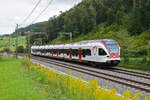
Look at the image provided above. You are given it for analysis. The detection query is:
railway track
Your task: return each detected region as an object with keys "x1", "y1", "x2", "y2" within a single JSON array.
[
  {"x1": 18, "y1": 53, "x2": 150, "y2": 79},
  {"x1": 30, "y1": 55, "x2": 150, "y2": 93},
  {"x1": 110, "y1": 68, "x2": 150, "y2": 79},
  {"x1": 30, "y1": 55, "x2": 150, "y2": 80}
]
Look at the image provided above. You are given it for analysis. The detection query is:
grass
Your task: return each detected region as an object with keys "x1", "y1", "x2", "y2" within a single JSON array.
[
  {"x1": 0, "y1": 56, "x2": 69, "y2": 100},
  {"x1": 119, "y1": 57, "x2": 150, "y2": 73},
  {"x1": 0, "y1": 36, "x2": 26, "y2": 52}
]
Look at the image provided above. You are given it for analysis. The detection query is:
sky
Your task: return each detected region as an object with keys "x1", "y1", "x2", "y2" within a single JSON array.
[{"x1": 0, "y1": 0, "x2": 82, "y2": 35}]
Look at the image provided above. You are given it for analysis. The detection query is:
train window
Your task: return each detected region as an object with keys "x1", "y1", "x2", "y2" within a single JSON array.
[
  {"x1": 50, "y1": 49, "x2": 53, "y2": 54},
  {"x1": 72, "y1": 49, "x2": 75, "y2": 56},
  {"x1": 59, "y1": 49, "x2": 63, "y2": 55},
  {"x1": 64, "y1": 49, "x2": 69, "y2": 55},
  {"x1": 49, "y1": 49, "x2": 51, "y2": 53},
  {"x1": 99, "y1": 48, "x2": 107, "y2": 55},
  {"x1": 63, "y1": 49, "x2": 70, "y2": 55},
  {"x1": 61, "y1": 49, "x2": 65, "y2": 54},
  {"x1": 67, "y1": 49, "x2": 69, "y2": 56},
  {"x1": 46, "y1": 49, "x2": 48, "y2": 53},
  {"x1": 82, "y1": 49, "x2": 86, "y2": 57},
  {"x1": 81, "y1": 49, "x2": 91, "y2": 57},
  {"x1": 76, "y1": 50, "x2": 78, "y2": 56},
  {"x1": 61, "y1": 49, "x2": 64, "y2": 54},
  {"x1": 72, "y1": 49, "x2": 78, "y2": 56},
  {"x1": 86, "y1": 49, "x2": 91, "y2": 56},
  {"x1": 58, "y1": 49, "x2": 61, "y2": 54},
  {"x1": 63, "y1": 49, "x2": 66, "y2": 54}
]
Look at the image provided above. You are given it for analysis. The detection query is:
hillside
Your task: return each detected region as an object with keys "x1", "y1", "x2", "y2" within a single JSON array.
[
  {"x1": 27, "y1": 0, "x2": 150, "y2": 56},
  {"x1": 10, "y1": 22, "x2": 47, "y2": 38}
]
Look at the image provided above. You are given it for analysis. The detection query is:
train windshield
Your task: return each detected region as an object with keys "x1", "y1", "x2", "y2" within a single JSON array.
[{"x1": 103, "y1": 41, "x2": 119, "y2": 54}]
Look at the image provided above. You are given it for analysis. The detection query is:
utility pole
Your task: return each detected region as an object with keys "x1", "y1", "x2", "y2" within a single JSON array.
[
  {"x1": 28, "y1": 31, "x2": 31, "y2": 59},
  {"x1": 8, "y1": 35, "x2": 10, "y2": 47},
  {"x1": 6, "y1": 35, "x2": 10, "y2": 52},
  {"x1": 7, "y1": 35, "x2": 10, "y2": 54},
  {"x1": 15, "y1": 24, "x2": 19, "y2": 59}
]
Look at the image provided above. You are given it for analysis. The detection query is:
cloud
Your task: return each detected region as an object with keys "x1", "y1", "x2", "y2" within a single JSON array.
[{"x1": 0, "y1": 0, "x2": 82, "y2": 34}]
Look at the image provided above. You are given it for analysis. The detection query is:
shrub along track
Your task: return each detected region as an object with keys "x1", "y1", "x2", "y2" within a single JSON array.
[{"x1": 29, "y1": 55, "x2": 150, "y2": 94}]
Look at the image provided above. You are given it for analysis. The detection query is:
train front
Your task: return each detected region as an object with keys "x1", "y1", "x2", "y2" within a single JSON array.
[{"x1": 102, "y1": 39, "x2": 121, "y2": 66}]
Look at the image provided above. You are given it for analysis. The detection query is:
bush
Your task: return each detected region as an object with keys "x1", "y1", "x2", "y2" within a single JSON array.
[
  {"x1": 17, "y1": 46, "x2": 25, "y2": 53},
  {"x1": 4, "y1": 48, "x2": 11, "y2": 53},
  {"x1": 140, "y1": 29, "x2": 150, "y2": 40},
  {"x1": 21, "y1": 56, "x2": 32, "y2": 67},
  {"x1": 141, "y1": 57, "x2": 147, "y2": 64},
  {"x1": 136, "y1": 47, "x2": 148, "y2": 57}
]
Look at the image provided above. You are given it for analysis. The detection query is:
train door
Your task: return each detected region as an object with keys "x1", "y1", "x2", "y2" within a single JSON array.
[
  {"x1": 98, "y1": 48, "x2": 107, "y2": 62},
  {"x1": 92, "y1": 46, "x2": 98, "y2": 56},
  {"x1": 91, "y1": 46, "x2": 98, "y2": 61},
  {"x1": 78, "y1": 48, "x2": 82, "y2": 62},
  {"x1": 69, "y1": 48, "x2": 72, "y2": 60}
]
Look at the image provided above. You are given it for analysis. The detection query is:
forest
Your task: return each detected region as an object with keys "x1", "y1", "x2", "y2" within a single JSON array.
[{"x1": 16, "y1": 0, "x2": 150, "y2": 70}]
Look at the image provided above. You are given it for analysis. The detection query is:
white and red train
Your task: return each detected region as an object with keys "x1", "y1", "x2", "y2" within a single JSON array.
[{"x1": 31, "y1": 39, "x2": 121, "y2": 67}]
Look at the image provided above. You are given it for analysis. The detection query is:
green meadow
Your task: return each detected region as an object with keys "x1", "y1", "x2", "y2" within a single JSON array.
[{"x1": 0, "y1": 56, "x2": 68, "y2": 100}]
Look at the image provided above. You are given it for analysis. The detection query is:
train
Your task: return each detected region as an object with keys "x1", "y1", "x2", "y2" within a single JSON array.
[{"x1": 31, "y1": 39, "x2": 121, "y2": 68}]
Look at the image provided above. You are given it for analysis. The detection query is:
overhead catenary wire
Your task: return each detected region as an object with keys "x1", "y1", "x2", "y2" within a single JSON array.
[
  {"x1": 73, "y1": 0, "x2": 81, "y2": 6},
  {"x1": 22, "y1": 0, "x2": 42, "y2": 24},
  {"x1": 31, "y1": 0, "x2": 54, "y2": 24},
  {"x1": 73, "y1": 0, "x2": 78, "y2": 6}
]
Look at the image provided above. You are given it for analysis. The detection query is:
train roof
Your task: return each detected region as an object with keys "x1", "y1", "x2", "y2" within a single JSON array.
[
  {"x1": 31, "y1": 39, "x2": 117, "y2": 48},
  {"x1": 73, "y1": 39, "x2": 115, "y2": 45}
]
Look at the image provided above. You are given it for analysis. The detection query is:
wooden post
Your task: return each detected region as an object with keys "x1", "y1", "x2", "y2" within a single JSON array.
[{"x1": 16, "y1": 24, "x2": 19, "y2": 59}]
